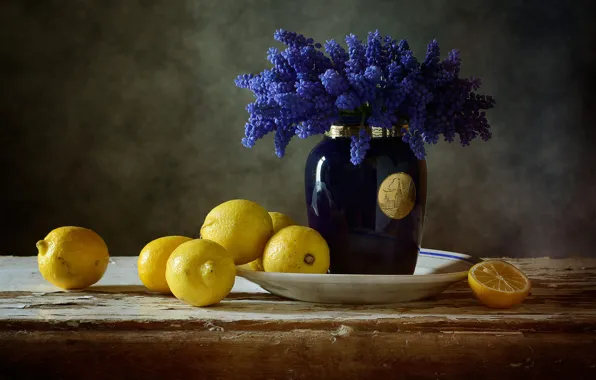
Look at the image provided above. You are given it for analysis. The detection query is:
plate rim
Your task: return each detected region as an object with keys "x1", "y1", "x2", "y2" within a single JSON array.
[{"x1": 237, "y1": 248, "x2": 480, "y2": 283}]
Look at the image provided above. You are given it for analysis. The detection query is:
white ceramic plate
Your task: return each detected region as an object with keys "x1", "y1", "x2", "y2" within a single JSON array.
[{"x1": 237, "y1": 248, "x2": 480, "y2": 305}]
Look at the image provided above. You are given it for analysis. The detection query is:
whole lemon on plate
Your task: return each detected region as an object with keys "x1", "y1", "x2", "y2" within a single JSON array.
[
  {"x1": 37, "y1": 226, "x2": 110, "y2": 290},
  {"x1": 138, "y1": 236, "x2": 192, "y2": 293},
  {"x1": 262, "y1": 225, "x2": 330, "y2": 274},
  {"x1": 246, "y1": 211, "x2": 296, "y2": 271},
  {"x1": 200, "y1": 199, "x2": 273, "y2": 265},
  {"x1": 468, "y1": 260, "x2": 531, "y2": 309},
  {"x1": 269, "y1": 212, "x2": 296, "y2": 233},
  {"x1": 166, "y1": 239, "x2": 236, "y2": 307}
]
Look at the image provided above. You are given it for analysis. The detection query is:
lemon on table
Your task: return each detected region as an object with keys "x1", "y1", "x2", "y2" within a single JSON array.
[
  {"x1": 166, "y1": 239, "x2": 236, "y2": 307},
  {"x1": 200, "y1": 199, "x2": 273, "y2": 265},
  {"x1": 468, "y1": 260, "x2": 531, "y2": 309},
  {"x1": 37, "y1": 226, "x2": 110, "y2": 290},
  {"x1": 245, "y1": 211, "x2": 296, "y2": 271},
  {"x1": 262, "y1": 225, "x2": 330, "y2": 274},
  {"x1": 138, "y1": 236, "x2": 192, "y2": 293}
]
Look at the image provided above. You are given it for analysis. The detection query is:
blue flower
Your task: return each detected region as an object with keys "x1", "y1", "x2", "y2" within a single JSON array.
[
  {"x1": 274, "y1": 29, "x2": 312, "y2": 48},
  {"x1": 274, "y1": 126, "x2": 295, "y2": 157},
  {"x1": 367, "y1": 98, "x2": 397, "y2": 129},
  {"x1": 400, "y1": 49, "x2": 418, "y2": 72},
  {"x1": 320, "y1": 69, "x2": 349, "y2": 96},
  {"x1": 345, "y1": 34, "x2": 366, "y2": 74},
  {"x1": 365, "y1": 66, "x2": 382, "y2": 84},
  {"x1": 365, "y1": 30, "x2": 387, "y2": 68},
  {"x1": 234, "y1": 74, "x2": 254, "y2": 89},
  {"x1": 336, "y1": 91, "x2": 362, "y2": 111},
  {"x1": 423, "y1": 39, "x2": 441, "y2": 69},
  {"x1": 235, "y1": 30, "x2": 496, "y2": 162},
  {"x1": 402, "y1": 128, "x2": 426, "y2": 159},
  {"x1": 350, "y1": 128, "x2": 371, "y2": 165},
  {"x1": 297, "y1": 116, "x2": 337, "y2": 139},
  {"x1": 398, "y1": 39, "x2": 410, "y2": 52},
  {"x1": 324, "y1": 39, "x2": 349, "y2": 71},
  {"x1": 274, "y1": 93, "x2": 310, "y2": 120},
  {"x1": 348, "y1": 73, "x2": 377, "y2": 103}
]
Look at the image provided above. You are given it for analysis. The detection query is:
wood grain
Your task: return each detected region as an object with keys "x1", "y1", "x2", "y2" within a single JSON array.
[{"x1": 1, "y1": 256, "x2": 595, "y2": 379}]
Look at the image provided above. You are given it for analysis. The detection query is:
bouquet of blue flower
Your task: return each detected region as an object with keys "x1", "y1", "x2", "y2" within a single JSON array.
[{"x1": 235, "y1": 30, "x2": 495, "y2": 164}]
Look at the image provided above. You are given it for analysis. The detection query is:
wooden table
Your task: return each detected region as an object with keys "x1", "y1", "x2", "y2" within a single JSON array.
[{"x1": 0, "y1": 256, "x2": 595, "y2": 379}]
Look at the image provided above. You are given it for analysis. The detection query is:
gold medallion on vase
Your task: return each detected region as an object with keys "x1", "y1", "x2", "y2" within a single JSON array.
[{"x1": 377, "y1": 173, "x2": 417, "y2": 219}]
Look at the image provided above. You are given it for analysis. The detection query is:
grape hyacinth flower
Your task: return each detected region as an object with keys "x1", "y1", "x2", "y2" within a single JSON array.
[
  {"x1": 235, "y1": 29, "x2": 496, "y2": 164},
  {"x1": 350, "y1": 128, "x2": 372, "y2": 165}
]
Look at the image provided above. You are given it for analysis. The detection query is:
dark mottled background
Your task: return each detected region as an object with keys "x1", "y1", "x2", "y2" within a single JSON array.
[{"x1": 2, "y1": 0, "x2": 595, "y2": 257}]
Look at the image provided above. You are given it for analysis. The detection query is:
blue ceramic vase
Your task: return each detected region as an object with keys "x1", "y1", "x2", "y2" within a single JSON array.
[{"x1": 304, "y1": 123, "x2": 427, "y2": 275}]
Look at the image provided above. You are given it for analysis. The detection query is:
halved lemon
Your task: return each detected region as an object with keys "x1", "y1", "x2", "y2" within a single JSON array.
[{"x1": 468, "y1": 260, "x2": 531, "y2": 309}]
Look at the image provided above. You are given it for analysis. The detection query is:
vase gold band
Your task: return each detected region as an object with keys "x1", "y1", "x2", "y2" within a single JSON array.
[{"x1": 325, "y1": 125, "x2": 408, "y2": 139}]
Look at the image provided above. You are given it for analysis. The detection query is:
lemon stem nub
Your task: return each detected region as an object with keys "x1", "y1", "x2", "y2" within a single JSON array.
[
  {"x1": 304, "y1": 253, "x2": 315, "y2": 265},
  {"x1": 36, "y1": 240, "x2": 47, "y2": 255},
  {"x1": 201, "y1": 260, "x2": 215, "y2": 278}
]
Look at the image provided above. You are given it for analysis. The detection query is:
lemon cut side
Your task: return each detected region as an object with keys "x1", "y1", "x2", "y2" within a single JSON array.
[{"x1": 468, "y1": 260, "x2": 531, "y2": 309}]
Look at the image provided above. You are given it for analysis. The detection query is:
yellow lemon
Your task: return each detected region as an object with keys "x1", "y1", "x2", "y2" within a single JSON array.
[
  {"x1": 269, "y1": 212, "x2": 296, "y2": 232},
  {"x1": 246, "y1": 211, "x2": 296, "y2": 271},
  {"x1": 166, "y1": 239, "x2": 236, "y2": 307},
  {"x1": 468, "y1": 260, "x2": 531, "y2": 309},
  {"x1": 138, "y1": 236, "x2": 192, "y2": 293},
  {"x1": 245, "y1": 259, "x2": 265, "y2": 272},
  {"x1": 37, "y1": 226, "x2": 110, "y2": 290},
  {"x1": 262, "y1": 225, "x2": 330, "y2": 274},
  {"x1": 200, "y1": 199, "x2": 273, "y2": 265}
]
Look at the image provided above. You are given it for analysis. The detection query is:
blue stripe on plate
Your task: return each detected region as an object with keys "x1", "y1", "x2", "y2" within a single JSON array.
[{"x1": 420, "y1": 250, "x2": 479, "y2": 264}]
